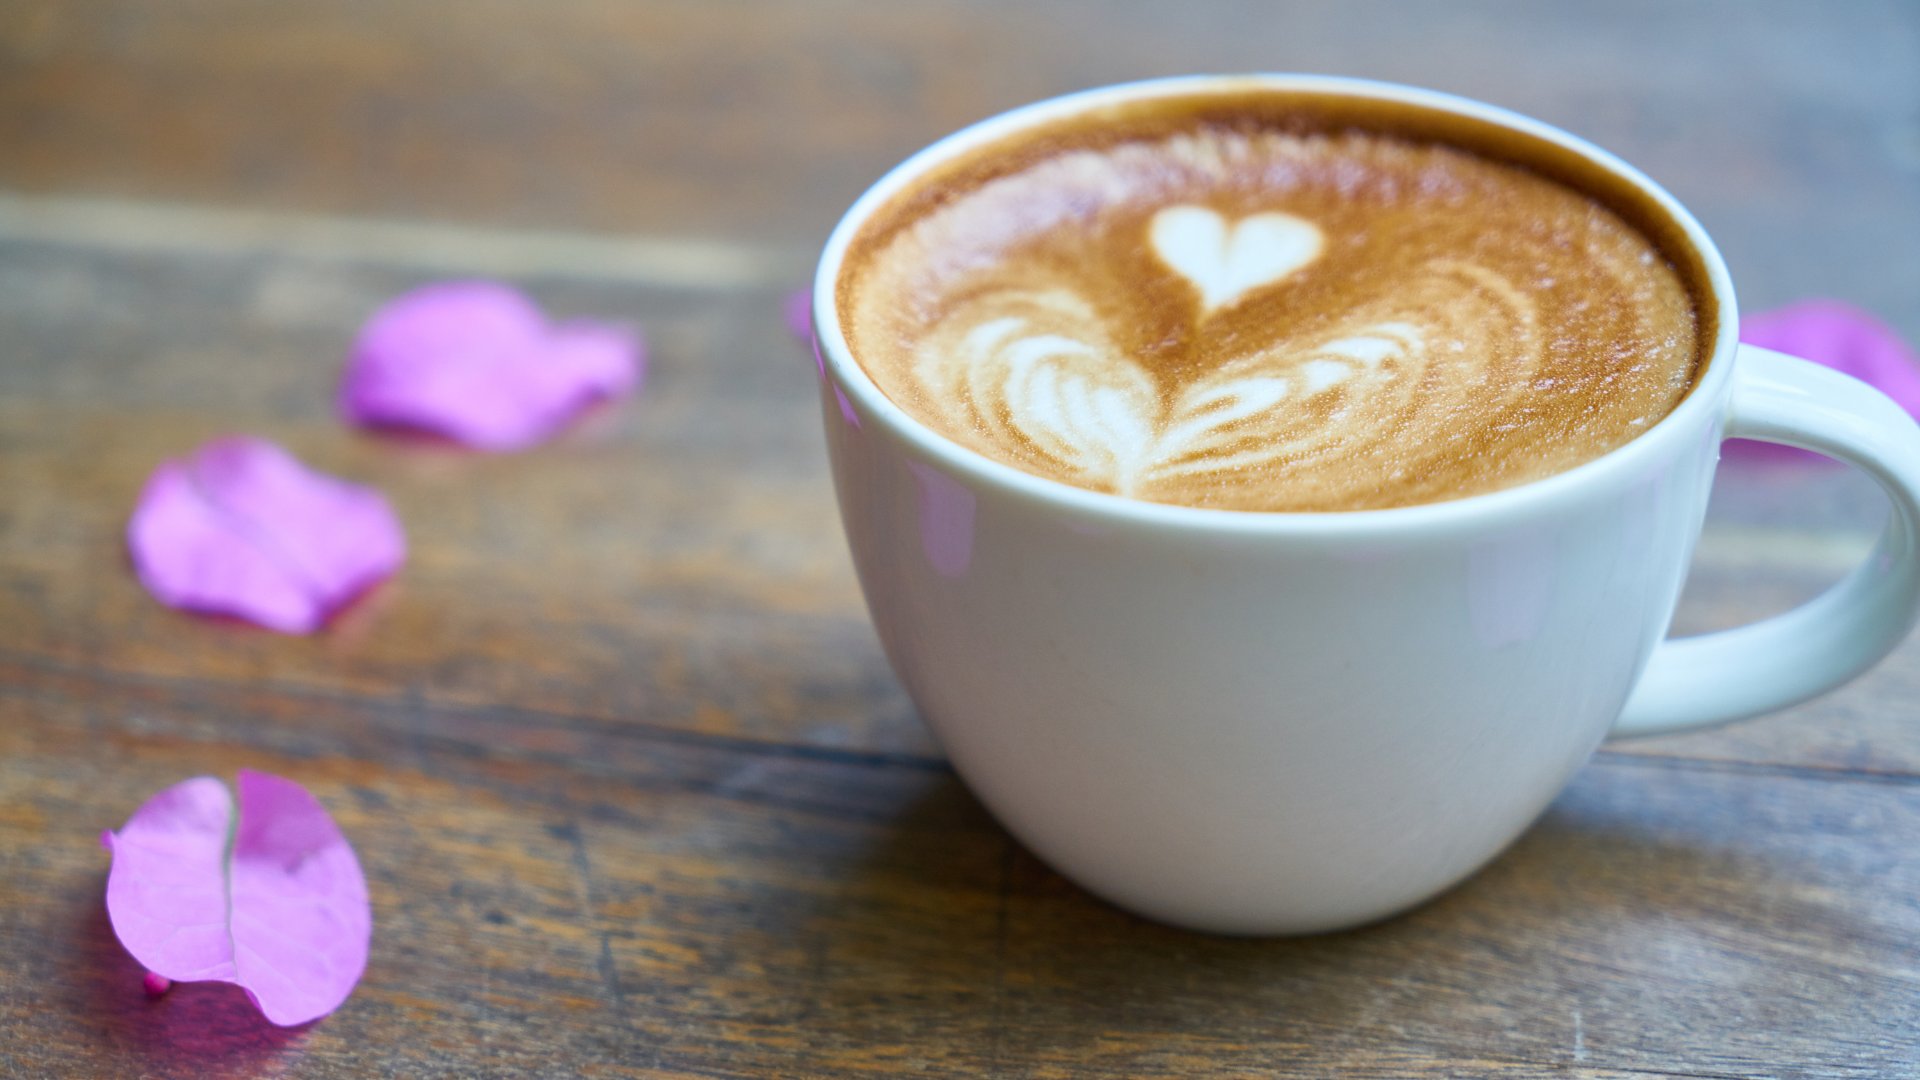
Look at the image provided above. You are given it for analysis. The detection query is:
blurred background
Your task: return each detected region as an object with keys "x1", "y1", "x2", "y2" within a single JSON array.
[{"x1": 1, "y1": 0, "x2": 1914, "y2": 322}]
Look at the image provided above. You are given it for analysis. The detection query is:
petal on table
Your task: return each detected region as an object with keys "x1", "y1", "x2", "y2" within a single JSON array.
[
  {"x1": 102, "y1": 771, "x2": 372, "y2": 1028},
  {"x1": 127, "y1": 437, "x2": 406, "y2": 634},
  {"x1": 227, "y1": 770, "x2": 373, "y2": 1027},
  {"x1": 785, "y1": 287, "x2": 813, "y2": 343},
  {"x1": 341, "y1": 280, "x2": 644, "y2": 450},
  {"x1": 101, "y1": 777, "x2": 240, "y2": 985},
  {"x1": 1731, "y1": 300, "x2": 1920, "y2": 460}
]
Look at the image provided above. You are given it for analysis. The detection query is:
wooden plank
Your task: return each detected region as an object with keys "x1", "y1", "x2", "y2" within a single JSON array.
[
  {"x1": 0, "y1": 2, "x2": 1912, "y2": 1076},
  {"x1": 2, "y1": 3, "x2": 1918, "y2": 1073},
  {"x1": 1, "y1": 671, "x2": 1915, "y2": 1077},
  {"x1": 3, "y1": 241, "x2": 1918, "y2": 777},
  {"x1": 0, "y1": 1, "x2": 1914, "y2": 331},
  {"x1": 0, "y1": 671, "x2": 991, "y2": 1078},
  {"x1": 0, "y1": 238, "x2": 939, "y2": 761}
]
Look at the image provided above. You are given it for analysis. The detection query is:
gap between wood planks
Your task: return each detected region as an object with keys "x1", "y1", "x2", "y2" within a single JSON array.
[
  {"x1": 0, "y1": 190, "x2": 810, "y2": 288},
  {"x1": 4, "y1": 649, "x2": 1919, "y2": 786}
]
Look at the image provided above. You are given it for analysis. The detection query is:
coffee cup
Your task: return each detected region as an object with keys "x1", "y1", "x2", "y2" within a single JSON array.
[{"x1": 808, "y1": 75, "x2": 1920, "y2": 935}]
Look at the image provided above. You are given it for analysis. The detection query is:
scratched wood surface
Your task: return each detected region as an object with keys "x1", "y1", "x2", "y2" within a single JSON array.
[{"x1": 2, "y1": 2, "x2": 1918, "y2": 1077}]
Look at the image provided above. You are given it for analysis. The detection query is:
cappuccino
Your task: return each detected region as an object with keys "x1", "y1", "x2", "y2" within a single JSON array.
[{"x1": 838, "y1": 92, "x2": 1706, "y2": 511}]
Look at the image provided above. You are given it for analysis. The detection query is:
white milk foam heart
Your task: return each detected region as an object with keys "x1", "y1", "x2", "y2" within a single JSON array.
[{"x1": 1149, "y1": 206, "x2": 1323, "y2": 314}]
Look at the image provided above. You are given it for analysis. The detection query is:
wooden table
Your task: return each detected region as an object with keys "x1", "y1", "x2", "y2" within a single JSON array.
[{"x1": 3, "y1": 2, "x2": 1917, "y2": 1076}]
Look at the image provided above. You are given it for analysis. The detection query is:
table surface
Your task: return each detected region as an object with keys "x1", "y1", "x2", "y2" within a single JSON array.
[{"x1": 3, "y1": 2, "x2": 1919, "y2": 1077}]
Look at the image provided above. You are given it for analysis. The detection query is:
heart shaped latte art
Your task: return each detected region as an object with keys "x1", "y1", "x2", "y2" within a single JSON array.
[
  {"x1": 908, "y1": 262, "x2": 1538, "y2": 506},
  {"x1": 1149, "y1": 205, "x2": 1324, "y2": 314}
]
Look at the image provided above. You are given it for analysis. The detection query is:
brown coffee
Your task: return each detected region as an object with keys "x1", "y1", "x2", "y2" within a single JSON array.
[{"x1": 837, "y1": 90, "x2": 1710, "y2": 512}]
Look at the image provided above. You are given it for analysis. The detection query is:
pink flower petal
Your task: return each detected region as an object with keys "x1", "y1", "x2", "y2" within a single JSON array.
[
  {"x1": 101, "y1": 778, "x2": 238, "y2": 984},
  {"x1": 1731, "y1": 301, "x2": 1920, "y2": 460},
  {"x1": 341, "y1": 280, "x2": 644, "y2": 450},
  {"x1": 785, "y1": 288, "x2": 813, "y2": 343},
  {"x1": 127, "y1": 437, "x2": 406, "y2": 634},
  {"x1": 102, "y1": 771, "x2": 371, "y2": 1027}
]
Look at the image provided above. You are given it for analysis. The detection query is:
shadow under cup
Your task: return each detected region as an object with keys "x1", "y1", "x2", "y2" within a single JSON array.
[{"x1": 805, "y1": 76, "x2": 1907, "y2": 935}]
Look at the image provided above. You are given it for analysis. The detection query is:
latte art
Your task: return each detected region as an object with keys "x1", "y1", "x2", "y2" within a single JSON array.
[
  {"x1": 841, "y1": 112, "x2": 1701, "y2": 511},
  {"x1": 918, "y1": 258, "x2": 1534, "y2": 503},
  {"x1": 1149, "y1": 206, "x2": 1323, "y2": 314}
]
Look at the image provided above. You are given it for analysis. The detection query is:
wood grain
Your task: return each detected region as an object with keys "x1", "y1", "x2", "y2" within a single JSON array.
[
  {"x1": 1, "y1": 0, "x2": 1915, "y2": 326},
  {"x1": 4, "y1": 671, "x2": 1918, "y2": 1077},
  {"x1": 2, "y1": 0, "x2": 1918, "y2": 1076}
]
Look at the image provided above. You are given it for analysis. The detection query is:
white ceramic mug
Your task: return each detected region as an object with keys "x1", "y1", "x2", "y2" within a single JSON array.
[{"x1": 809, "y1": 75, "x2": 1920, "y2": 935}]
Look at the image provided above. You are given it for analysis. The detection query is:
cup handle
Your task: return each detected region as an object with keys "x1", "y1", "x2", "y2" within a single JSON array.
[{"x1": 1611, "y1": 344, "x2": 1920, "y2": 738}]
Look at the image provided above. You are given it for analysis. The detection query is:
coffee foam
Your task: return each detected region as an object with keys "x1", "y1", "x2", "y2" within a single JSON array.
[{"x1": 841, "y1": 114, "x2": 1701, "y2": 512}]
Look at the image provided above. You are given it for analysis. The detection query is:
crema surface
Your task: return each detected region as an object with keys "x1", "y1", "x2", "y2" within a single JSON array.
[{"x1": 840, "y1": 118, "x2": 1701, "y2": 512}]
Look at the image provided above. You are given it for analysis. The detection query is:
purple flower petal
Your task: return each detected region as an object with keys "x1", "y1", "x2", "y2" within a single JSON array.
[
  {"x1": 128, "y1": 438, "x2": 405, "y2": 634},
  {"x1": 1731, "y1": 301, "x2": 1920, "y2": 461},
  {"x1": 101, "y1": 778, "x2": 238, "y2": 984},
  {"x1": 784, "y1": 288, "x2": 813, "y2": 343},
  {"x1": 102, "y1": 771, "x2": 372, "y2": 1027},
  {"x1": 341, "y1": 281, "x2": 644, "y2": 450}
]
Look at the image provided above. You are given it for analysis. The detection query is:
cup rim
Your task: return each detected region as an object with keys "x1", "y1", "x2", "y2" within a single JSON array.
[{"x1": 812, "y1": 73, "x2": 1739, "y2": 536}]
